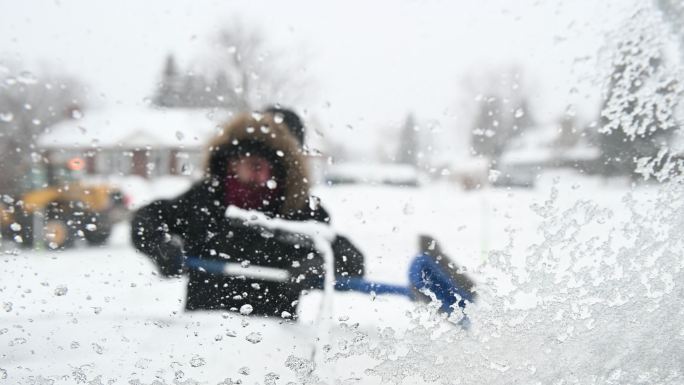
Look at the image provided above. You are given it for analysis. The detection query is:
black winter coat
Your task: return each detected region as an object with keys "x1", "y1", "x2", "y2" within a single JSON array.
[{"x1": 131, "y1": 114, "x2": 365, "y2": 318}]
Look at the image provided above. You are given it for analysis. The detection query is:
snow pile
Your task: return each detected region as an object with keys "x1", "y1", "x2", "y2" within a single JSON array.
[
  {"x1": 1, "y1": 173, "x2": 682, "y2": 384},
  {"x1": 321, "y1": 181, "x2": 684, "y2": 384}
]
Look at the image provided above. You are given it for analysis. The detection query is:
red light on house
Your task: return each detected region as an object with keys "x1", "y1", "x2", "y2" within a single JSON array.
[{"x1": 67, "y1": 157, "x2": 85, "y2": 171}]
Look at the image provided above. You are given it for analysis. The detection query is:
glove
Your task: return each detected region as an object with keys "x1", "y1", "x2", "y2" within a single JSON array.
[{"x1": 154, "y1": 235, "x2": 185, "y2": 277}]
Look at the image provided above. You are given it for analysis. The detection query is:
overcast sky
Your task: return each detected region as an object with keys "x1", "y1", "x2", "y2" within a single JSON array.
[{"x1": 0, "y1": 0, "x2": 637, "y2": 159}]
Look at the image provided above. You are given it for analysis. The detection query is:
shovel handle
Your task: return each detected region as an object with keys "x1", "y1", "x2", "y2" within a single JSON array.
[
  {"x1": 185, "y1": 257, "x2": 414, "y2": 298},
  {"x1": 334, "y1": 277, "x2": 413, "y2": 298}
]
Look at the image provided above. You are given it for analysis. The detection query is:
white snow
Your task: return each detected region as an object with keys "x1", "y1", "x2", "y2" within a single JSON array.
[{"x1": 1, "y1": 171, "x2": 682, "y2": 384}]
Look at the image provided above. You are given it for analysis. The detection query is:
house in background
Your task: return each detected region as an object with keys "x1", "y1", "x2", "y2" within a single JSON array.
[
  {"x1": 38, "y1": 108, "x2": 229, "y2": 179},
  {"x1": 492, "y1": 121, "x2": 600, "y2": 187}
]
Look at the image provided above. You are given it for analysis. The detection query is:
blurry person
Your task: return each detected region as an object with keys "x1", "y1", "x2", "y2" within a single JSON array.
[
  {"x1": 131, "y1": 111, "x2": 365, "y2": 317},
  {"x1": 264, "y1": 105, "x2": 306, "y2": 146}
]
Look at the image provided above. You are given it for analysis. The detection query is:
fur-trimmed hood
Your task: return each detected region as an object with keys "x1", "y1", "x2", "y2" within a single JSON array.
[{"x1": 204, "y1": 113, "x2": 310, "y2": 215}]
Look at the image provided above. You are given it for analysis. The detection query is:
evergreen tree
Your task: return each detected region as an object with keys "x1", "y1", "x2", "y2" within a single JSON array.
[
  {"x1": 396, "y1": 114, "x2": 419, "y2": 166},
  {"x1": 597, "y1": 21, "x2": 680, "y2": 176},
  {"x1": 153, "y1": 54, "x2": 182, "y2": 107}
]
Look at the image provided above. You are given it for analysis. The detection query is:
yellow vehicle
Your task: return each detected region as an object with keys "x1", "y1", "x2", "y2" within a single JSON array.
[{"x1": 0, "y1": 157, "x2": 128, "y2": 249}]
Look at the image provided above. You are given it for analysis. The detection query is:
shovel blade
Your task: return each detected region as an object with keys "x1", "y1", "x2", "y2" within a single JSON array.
[{"x1": 409, "y1": 235, "x2": 477, "y2": 313}]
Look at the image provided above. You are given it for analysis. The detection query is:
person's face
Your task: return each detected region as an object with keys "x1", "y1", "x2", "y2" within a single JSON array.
[{"x1": 229, "y1": 156, "x2": 273, "y2": 186}]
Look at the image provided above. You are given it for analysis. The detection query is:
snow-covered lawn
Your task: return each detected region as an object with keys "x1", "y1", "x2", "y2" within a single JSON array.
[{"x1": 2, "y1": 173, "x2": 682, "y2": 384}]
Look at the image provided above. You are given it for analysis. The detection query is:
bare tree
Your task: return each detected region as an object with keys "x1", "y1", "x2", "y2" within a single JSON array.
[
  {"x1": 554, "y1": 114, "x2": 582, "y2": 149},
  {"x1": 210, "y1": 20, "x2": 311, "y2": 111},
  {"x1": 467, "y1": 68, "x2": 536, "y2": 162},
  {"x1": 0, "y1": 60, "x2": 84, "y2": 196},
  {"x1": 151, "y1": 21, "x2": 310, "y2": 112}
]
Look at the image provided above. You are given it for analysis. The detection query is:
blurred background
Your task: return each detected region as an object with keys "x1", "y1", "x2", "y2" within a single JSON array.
[
  {"x1": 2, "y1": 0, "x2": 684, "y2": 383},
  {"x1": 2, "y1": 1, "x2": 684, "y2": 249},
  {"x1": 1, "y1": 1, "x2": 683, "y2": 224}
]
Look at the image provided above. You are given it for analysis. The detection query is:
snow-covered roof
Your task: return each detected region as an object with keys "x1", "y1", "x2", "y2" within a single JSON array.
[
  {"x1": 501, "y1": 143, "x2": 600, "y2": 165},
  {"x1": 508, "y1": 124, "x2": 561, "y2": 150},
  {"x1": 500, "y1": 147, "x2": 555, "y2": 165},
  {"x1": 325, "y1": 162, "x2": 421, "y2": 185},
  {"x1": 38, "y1": 108, "x2": 228, "y2": 149},
  {"x1": 500, "y1": 124, "x2": 599, "y2": 165}
]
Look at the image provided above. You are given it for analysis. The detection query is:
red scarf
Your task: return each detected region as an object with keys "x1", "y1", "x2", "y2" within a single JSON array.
[{"x1": 224, "y1": 177, "x2": 281, "y2": 211}]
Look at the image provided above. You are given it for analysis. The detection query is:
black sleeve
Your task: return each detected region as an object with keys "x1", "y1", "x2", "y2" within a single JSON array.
[
  {"x1": 130, "y1": 194, "x2": 191, "y2": 276},
  {"x1": 332, "y1": 235, "x2": 365, "y2": 277},
  {"x1": 310, "y1": 202, "x2": 365, "y2": 278},
  {"x1": 300, "y1": 198, "x2": 332, "y2": 223},
  {"x1": 276, "y1": 200, "x2": 366, "y2": 278}
]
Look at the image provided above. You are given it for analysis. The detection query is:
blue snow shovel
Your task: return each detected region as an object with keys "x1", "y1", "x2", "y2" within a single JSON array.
[
  {"x1": 331, "y1": 235, "x2": 477, "y2": 313},
  {"x1": 185, "y1": 234, "x2": 476, "y2": 315},
  {"x1": 184, "y1": 207, "x2": 476, "y2": 316}
]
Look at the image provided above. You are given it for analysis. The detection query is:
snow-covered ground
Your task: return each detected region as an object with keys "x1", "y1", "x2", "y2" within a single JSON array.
[{"x1": 1, "y1": 172, "x2": 683, "y2": 384}]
